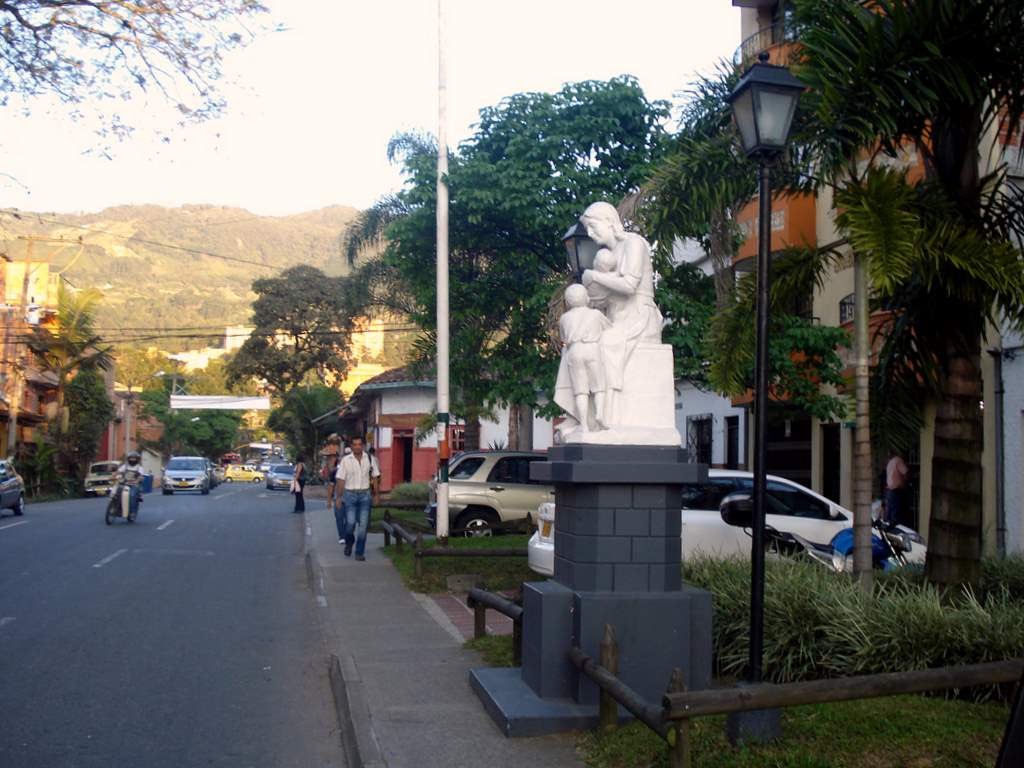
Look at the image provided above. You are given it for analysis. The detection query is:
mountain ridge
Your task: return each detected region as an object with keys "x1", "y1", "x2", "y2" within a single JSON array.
[{"x1": 0, "y1": 203, "x2": 360, "y2": 351}]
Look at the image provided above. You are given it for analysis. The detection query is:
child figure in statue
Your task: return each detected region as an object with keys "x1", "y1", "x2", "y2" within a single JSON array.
[
  {"x1": 585, "y1": 247, "x2": 618, "y2": 311},
  {"x1": 559, "y1": 283, "x2": 611, "y2": 432}
]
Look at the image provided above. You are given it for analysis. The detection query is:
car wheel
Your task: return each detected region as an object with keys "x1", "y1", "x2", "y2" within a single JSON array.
[
  {"x1": 201, "y1": 485, "x2": 210, "y2": 495},
  {"x1": 13, "y1": 494, "x2": 24, "y2": 516},
  {"x1": 252, "y1": 477, "x2": 261, "y2": 484},
  {"x1": 455, "y1": 507, "x2": 499, "y2": 537},
  {"x1": 225, "y1": 477, "x2": 234, "y2": 483}
]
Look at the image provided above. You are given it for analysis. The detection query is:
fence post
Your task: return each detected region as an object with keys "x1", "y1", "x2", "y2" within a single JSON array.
[
  {"x1": 474, "y1": 601, "x2": 487, "y2": 639},
  {"x1": 666, "y1": 667, "x2": 691, "y2": 768},
  {"x1": 414, "y1": 533, "x2": 424, "y2": 579},
  {"x1": 383, "y1": 511, "x2": 392, "y2": 548},
  {"x1": 599, "y1": 624, "x2": 618, "y2": 731},
  {"x1": 512, "y1": 616, "x2": 523, "y2": 666}
]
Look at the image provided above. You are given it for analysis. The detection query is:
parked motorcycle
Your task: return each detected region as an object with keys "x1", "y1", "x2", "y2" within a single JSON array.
[{"x1": 720, "y1": 492, "x2": 924, "y2": 572}]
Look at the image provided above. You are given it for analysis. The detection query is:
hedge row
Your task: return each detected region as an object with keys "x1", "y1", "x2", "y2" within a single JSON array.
[{"x1": 683, "y1": 556, "x2": 1024, "y2": 698}]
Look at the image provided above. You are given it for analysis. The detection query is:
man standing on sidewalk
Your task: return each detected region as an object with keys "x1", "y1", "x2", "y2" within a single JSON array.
[{"x1": 335, "y1": 437, "x2": 380, "y2": 561}]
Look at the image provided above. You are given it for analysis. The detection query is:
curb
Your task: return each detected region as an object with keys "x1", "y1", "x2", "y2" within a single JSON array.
[
  {"x1": 305, "y1": 537, "x2": 387, "y2": 767},
  {"x1": 329, "y1": 653, "x2": 386, "y2": 768}
]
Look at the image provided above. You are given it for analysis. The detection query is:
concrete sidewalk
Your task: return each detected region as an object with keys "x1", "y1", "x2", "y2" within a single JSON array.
[{"x1": 305, "y1": 501, "x2": 583, "y2": 768}]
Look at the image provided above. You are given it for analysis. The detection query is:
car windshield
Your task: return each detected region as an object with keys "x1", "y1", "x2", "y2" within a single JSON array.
[
  {"x1": 90, "y1": 462, "x2": 119, "y2": 474},
  {"x1": 270, "y1": 464, "x2": 293, "y2": 473},
  {"x1": 167, "y1": 458, "x2": 205, "y2": 471}
]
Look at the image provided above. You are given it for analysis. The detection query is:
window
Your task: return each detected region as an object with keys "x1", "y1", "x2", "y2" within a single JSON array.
[
  {"x1": 487, "y1": 456, "x2": 543, "y2": 485},
  {"x1": 686, "y1": 414, "x2": 713, "y2": 466},
  {"x1": 450, "y1": 426, "x2": 466, "y2": 453},
  {"x1": 450, "y1": 456, "x2": 484, "y2": 480},
  {"x1": 736, "y1": 478, "x2": 831, "y2": 519},
  {"x1": 682, "y1": 478, "x2": 736, "y2": 510}
]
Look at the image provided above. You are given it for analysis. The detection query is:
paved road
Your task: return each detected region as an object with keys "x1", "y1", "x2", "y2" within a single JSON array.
[{"x1": 0, "y1": 483, "x2": 344, "y2": 768}]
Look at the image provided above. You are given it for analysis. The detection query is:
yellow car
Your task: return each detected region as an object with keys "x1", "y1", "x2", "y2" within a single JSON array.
[{"x1": 224, "y1": 464, "x2": 265, "y2": 483}]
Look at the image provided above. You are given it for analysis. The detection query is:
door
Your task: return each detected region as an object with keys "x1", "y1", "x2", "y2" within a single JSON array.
[
  {"x1": 735, "y1": 477, "x2": 842, "y2": 546},
  {"x1": 392, "y1": 432, "x2": 414, "y2": 486},
  {"x1": 726, "y1": 416, "x2": 740, "y2": 469},
  {"x1": 0, "y1": 461, "x2": 12, "y2": 506},
  {"x1": 485, "y1": 456, "x2": 551, "y2": 522}
]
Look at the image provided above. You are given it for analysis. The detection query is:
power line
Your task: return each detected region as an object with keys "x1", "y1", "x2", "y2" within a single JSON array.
[{"x1": 0, "y1": 210, "x2": 288, "y2": 271}]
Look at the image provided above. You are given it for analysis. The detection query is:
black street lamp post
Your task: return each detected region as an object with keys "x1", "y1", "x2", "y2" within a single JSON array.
[{"x1": 726, "y1": 50, "x2": 802, "y2": 734}]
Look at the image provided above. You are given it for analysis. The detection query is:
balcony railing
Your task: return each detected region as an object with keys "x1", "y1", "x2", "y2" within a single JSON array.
[{"x1": 734, "y1": 20, "x2": 800, "y2": 70}]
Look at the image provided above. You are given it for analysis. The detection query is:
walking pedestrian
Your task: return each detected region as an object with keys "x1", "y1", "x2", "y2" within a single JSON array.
[
  {"x1": 885, "y1": 449, "x2": 910, "y2": 527},
  {"x1": 292, "y1": 454, "x2": 307, "y2": 513},
  {"x1": 334, "y1": 437, "x2": 380, "y2": 561}
]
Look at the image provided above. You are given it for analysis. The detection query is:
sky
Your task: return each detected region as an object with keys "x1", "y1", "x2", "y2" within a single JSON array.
[{"x1": 0, "y1": 0, "x2": 741, "y2": 217}]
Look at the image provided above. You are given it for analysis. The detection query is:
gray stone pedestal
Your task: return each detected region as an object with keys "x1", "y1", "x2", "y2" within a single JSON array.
[{"x1": 470, "y1": 444, "x2": 712, "y2": 737}]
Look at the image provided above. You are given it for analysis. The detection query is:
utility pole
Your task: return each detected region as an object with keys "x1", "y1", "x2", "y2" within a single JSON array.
[
  {"x1": 6, "y1": 238, "x2": 36, "y2": 453},
  {"x1": 435, "y1": 0, "x2": 450, "y2": 542}
]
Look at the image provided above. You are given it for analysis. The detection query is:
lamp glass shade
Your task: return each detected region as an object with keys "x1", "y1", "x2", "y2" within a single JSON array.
[
  {"x1": 562, "y1": 222, "x2": 598, "y2": 279},
  {"x1": 731, "y1": 88, "x2": 758, "y2": 155},
  {"x1": 728, "y1": 59, "x2": 802, "y2": 158},
  {"x1": 754, "y1": 88, "x2": 799, "y2": 149}
]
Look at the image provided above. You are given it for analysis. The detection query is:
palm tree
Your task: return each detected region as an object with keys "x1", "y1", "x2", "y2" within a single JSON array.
[
  {"x1": 791, "y1": 0, "x2": 1024, "y2": 590},
  {"x1": 26, "y1": 285, "x2": 113, "y2": 435}
]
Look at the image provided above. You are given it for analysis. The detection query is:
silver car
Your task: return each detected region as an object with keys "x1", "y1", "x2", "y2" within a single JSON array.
[{"x1": 162, "y1": 456, "x2": 211, "y2": 495}]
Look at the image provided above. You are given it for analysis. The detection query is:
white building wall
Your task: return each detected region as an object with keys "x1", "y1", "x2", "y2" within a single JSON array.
[
  {"x1": 1001, "y1": 329, "x2": 1024, "y2": 554},
  {"x1": 380, "y1": 388, "x2": 435, "y2": 415},
  {"x1": 674, "y1": 380, "x2": 745, "y2": 467}
]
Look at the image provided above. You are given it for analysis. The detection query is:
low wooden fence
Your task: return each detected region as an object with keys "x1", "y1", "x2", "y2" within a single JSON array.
[
  {"x1": 379, "y1": 511, "x2": 528, "y2": 579},
  {"x1": 466, "y1": 587, "x2": 524, "y2": 665},
  {"x1": 572, "y1": 623, "x2": 1024, "y2": 768}
]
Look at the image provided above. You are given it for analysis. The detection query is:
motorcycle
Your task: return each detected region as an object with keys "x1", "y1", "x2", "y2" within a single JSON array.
[
  {"x1": 720, "y1": 492, "x2": 923, "y2": 572},
  {"x1": 105, "y1": 477, "x2": 142, "y2": 525}
]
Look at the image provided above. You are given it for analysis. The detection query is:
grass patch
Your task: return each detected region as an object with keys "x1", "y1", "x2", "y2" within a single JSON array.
[
  {"x1": 465, "y1": 634, "x2": 516, "y2": 667},
  {"x1": 383, "y1": 533, "x2": 539, "y2": 593},
  {"x1": 579, "y1": 694, "x2": 1009, "y2": 768}
]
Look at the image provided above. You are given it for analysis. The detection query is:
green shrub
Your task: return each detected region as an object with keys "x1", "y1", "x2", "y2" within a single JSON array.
[
  {"x1": 387, "y1": 481, "x2": 430, "y2": 501},
  {"x1": 982, "y1": 554, "x2": 1024, "y2": 602},
  {"x1": 683, "y1": 556, "x2": 1024, "y2": 698}
]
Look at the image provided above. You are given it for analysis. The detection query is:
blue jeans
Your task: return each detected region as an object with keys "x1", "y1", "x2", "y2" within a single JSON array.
[
  {"x1": 333, "y1": 499, "x2": 347, "y2": 540},
  {"x1": 343, "y1": 489, "x2": 372, "y2": 556}
]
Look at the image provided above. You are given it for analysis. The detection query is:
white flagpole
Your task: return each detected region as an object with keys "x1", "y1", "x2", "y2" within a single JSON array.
[{"x1": 435, "y1": 0, "x2": 450, "y2": 541}]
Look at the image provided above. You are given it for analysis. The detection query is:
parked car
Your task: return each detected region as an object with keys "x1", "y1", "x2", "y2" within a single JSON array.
[
  {"x1": 84, "y1": 461, "x2": 120, "y2": 496},
  {"x1": 203, "y1": 459, "x2": 220, "y2": 489},
  {"x1": 265, "y1": 463, "x2": 294, "y2": 490},
  {"x1": 527, "y1": 469, "x2": 928, "y2": 576},
  {"x1": 425, "y1": 450, "x2": 553, "y2": 534},
  {"x1": 225, "y1": 464, "x2": 264, "y2": 483},
  {"x1": 0, "y1": 459, "x2": 25, "y2": 517},
  {"x1": 162, "y1": 456, "x2": 211, "y2": 495}
]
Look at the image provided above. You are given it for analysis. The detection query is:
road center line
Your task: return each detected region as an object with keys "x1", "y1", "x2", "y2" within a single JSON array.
[
  {"x1": 92, "y1": 548, "x2": 128, "y2": 569},
  {"x1": 157, "y1": 519, "x2": 175, "y2": 531},
  {"x1": 0, "y1": 520, "x2": 31, "y2": 531}
]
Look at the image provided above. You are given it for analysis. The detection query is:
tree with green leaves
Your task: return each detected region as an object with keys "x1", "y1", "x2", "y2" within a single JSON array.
[
  {"x1": 344, "y1": 77, "x2": 670, "y2": 447},
  {"x1": 266, "y1": 384, "x2": 342, "y2": 464},
  {"x1": 115, "y1": 348, "x2": 171, "y2": 394},
  {"x1": 63, "y1": 367, "x2": 114, "y2": 482},
  {"x1": 140, "y1": 388, "x2": 241, "y2": 458},
  {"x1": 27, "y1": 285, "x2": 113, "y2": 435},
  {"x1": 785, "y1": 0, "x2": 1024, "y2": 590},
  {"x1": 646, "y1": 0, "x2": 1024, "y2": 590},
  {"x1": 226, "y1": 265, "x2": 358, "y2": 394}
]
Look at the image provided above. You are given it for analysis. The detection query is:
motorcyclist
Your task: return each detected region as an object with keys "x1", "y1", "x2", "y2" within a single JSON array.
[{"x1": 116, "y1": 451, "x2": 146, "y2": 509}]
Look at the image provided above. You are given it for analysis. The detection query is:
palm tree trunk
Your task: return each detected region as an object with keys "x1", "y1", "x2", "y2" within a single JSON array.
[
  {"x1": 925, "y1": 338, "x2": 983, "y2": 591},
  {"x1": 507, "y1": 402, "x2": 521, "y2": 450},
  {"x1": 852, "y1": 253, "x2": 873, "y2": 592}
]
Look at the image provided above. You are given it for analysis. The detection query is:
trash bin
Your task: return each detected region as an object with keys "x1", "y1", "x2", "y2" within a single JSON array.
[{"x1": 142, "y1": 474, "x2": 154, "y2": 494}]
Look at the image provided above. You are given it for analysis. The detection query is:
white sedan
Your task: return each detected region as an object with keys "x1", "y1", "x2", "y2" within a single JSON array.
[{"x1": 527, "y1": 469, "x2": 927, "y2": 576}]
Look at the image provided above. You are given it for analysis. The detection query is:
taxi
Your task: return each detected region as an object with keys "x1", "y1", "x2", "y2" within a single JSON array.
[{"x1": 224, "y1": 464, "x2": 265, "y2": 483}]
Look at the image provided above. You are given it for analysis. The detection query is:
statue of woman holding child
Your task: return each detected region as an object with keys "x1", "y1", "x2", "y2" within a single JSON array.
[{"x1": 554, "y1": 202, "x2": 668, "y2": 442}]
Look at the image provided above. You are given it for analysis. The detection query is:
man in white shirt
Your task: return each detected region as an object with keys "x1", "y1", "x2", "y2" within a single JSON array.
[{"x1": 334, "y1": 436, "x2": 380, "y2": 560}]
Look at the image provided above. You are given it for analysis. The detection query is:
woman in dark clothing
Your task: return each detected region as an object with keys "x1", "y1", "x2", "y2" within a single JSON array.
[{"x1": 292, "y1": 454, "x2": 307, "y2": 513}]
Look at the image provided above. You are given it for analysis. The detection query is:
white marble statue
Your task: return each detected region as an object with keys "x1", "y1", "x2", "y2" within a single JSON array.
[{"x1": 554, "y1": 202, "x2": 682, "y2": 446}]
